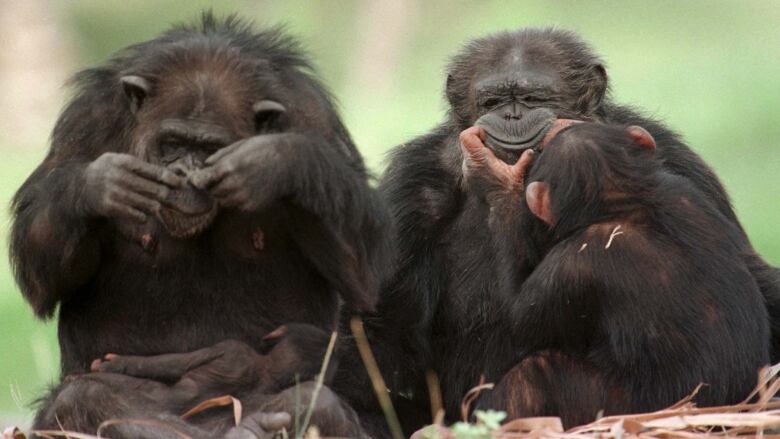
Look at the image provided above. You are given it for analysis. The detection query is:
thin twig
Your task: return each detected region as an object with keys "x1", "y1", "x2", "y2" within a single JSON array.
[
  {"x1": 605, "y1": 224, "x2": 623, "y2": 249},
  {"x1": 350, "y1": 316, "x2": 404, "y2": 439},
  {"x1": 298, "y1": 330, "x2": 338, "y2": 439},
  {"x1": 426, "y1": 369, "x2": 444, "y2": 423}
]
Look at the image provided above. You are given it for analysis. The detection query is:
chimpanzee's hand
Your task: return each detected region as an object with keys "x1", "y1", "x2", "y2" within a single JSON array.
[
  {"x1": 81, "y1": 153, "x2": 185, "y2": 223},
  {"x1": 189, "y1": 133, "x2": 298, "y2": 212},
  {"x1": 224, "y1": 411, "x2": 292, "y2": 439},
  {"x1": 460, "y1": 126, "x2": 535, "y2": 194}
]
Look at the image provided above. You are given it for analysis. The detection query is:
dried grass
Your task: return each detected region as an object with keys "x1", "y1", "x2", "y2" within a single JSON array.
[
  {"x1": 6, "y1": 345, "x2": 780, "y2": 439},
  {"x1": 426, "y1": 363, "x2": 780, "y2": 439}
]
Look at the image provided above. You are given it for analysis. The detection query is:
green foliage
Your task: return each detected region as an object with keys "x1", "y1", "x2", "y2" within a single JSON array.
[
  {"x1": 474, "y1": 410, "x2": 507, "y2": 430},
  {"x1": 450, "y1": 410, "x2": 507, "y2": 439},
  {"x1": 417, "y1": 410, "x2": 507, "y2": 439}
]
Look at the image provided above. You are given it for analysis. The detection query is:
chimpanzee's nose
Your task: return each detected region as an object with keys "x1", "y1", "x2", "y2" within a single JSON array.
[
  {"x1": 169, "y1": 155, "x2": 199, "y2": 177},
  {"x1": 503, "y1": 103, "x2": 523, "y2": 120}
]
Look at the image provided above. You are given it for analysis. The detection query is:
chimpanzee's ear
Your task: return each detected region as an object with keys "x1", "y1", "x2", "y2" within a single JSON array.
[
  {"x1": 526, "y1": 181, "x2": 554, "y2": 225},
  {"x1": 625, "y1": 125, "x2": 656, "y2": 151},
  {"x1": 579, "y1": 63, "x2": 607, "y2": 114},
  {"x1": 445, "y1": 74, "x2": 457, "y2": 106},
  {"x1": 253, "y1": 99, "x2": 288, "y2": 132},
  {"x1": 120, "y1": 75, "x2": 150, "y2": 114}
]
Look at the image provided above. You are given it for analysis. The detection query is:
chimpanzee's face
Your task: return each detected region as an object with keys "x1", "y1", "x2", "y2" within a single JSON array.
[{"x1": 120, "y1": 55, "x2": 289, "y2": 238}]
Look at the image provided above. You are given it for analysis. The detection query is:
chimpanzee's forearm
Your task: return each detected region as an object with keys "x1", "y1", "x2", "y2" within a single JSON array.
[{"x1": 10, "y1": 160, "x2": 101, "y2": 318}]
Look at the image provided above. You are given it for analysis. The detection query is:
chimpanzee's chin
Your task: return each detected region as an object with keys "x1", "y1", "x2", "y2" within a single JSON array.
[{"x1": 157, "y1": 204, "x2": 218, "y2": 239}]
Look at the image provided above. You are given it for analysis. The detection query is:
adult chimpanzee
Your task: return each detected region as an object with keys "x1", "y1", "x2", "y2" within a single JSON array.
[
  {"x1": 333, "y1": 28, "x2": 780, "y2": 434},
  {"x1": 462, "y1": 121, "x2": 769, "y2": 428},
  {"x1": 11, "y1": 13, "x2": 386, "y2": 438}
]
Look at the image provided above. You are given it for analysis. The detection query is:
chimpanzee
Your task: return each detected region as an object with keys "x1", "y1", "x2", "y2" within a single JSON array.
[
  {"x1": 333, "y1": 27, "x2": 780, "y2": 434},
  {"x1": 65, "y1": 323, "x2": 363, "y2": 438},
  {"x1": 464, "y1": 121, "x2": 769, "y2": 428},
  {"x1": 89, "y1": 323, "x2": 333, "y2": 407},
  {"x1": 10, "y1": 13, "x2": 386, "y2": 438}
]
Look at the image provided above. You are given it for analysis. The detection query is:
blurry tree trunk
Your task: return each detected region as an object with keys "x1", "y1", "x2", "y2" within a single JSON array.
[
  {"x1": 0, "y1": 1, "x2": 75, "y2": 150},
  {"x1": 346, "y1": 0, "x2": 418, "y2": 94},
  {"x1": 341, "y1": 0, "x2": 419, "y2": 169}
]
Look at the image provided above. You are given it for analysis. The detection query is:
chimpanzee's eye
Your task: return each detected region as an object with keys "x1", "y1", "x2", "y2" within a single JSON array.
[
  {"x1": 201, "y1": 143, "x2": 222, "y2": 155},
  {"x1": 482, "y1": 98, "x2": 500, "y2": 108},
  {"x1": 160, "y1": 142, "x2": 180, "y2": 157},
  {"x1": 525, "y1": 96, "x2": 543, "y2": 104}
]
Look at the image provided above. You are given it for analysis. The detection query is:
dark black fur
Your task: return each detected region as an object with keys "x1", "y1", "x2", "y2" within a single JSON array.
[
  {"x1": 11, "y1": 13, "x2": 385, "y2": 438},
  {"x1": 333, "y1": 28, "x2": 780, "y2": 435},
  {"x1": 478, "y1": 123, "x2": 768, "y2": 428}
]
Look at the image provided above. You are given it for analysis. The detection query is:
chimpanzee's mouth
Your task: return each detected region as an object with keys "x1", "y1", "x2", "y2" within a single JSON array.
[
  {"x1": 156, "y1": 185, "x2": 218, "y2": 238},
  {"x1": 475, "y1": 109, "x2": 557, "y2": 152},
  {"x1": 483, "y1": 121, "x2": 554, "y2": 151}
]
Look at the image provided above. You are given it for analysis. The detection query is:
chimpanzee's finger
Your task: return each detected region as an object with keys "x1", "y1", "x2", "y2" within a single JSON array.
[
  {"x1": 510, "y1": 149, "x2": 535, "y2": 188},
  {"x1": 262, "y1": 325, "x2": 288, "y2": 341},
  {"x1": 204, "y1": 140, "x2": 243, "y2": 166},
  {"x1": 513, "y1": 149, "x2": 535, "y2": 174},
  {"x1": 123, "y1": 172, "x2": 171, "y2": 202},
  {"x1": 259, "y1": 325, "x2": 288, "y2": 352},
  {"x1": 459, "y1": 126, "x2": 487, "y2": 156},
  {"x1": 253, "y1": 412, "x2": 292, "y2": 432},
  {"x1": 189, "y1": 165, "x2": 230, "y2": 190},
  {"x1": 227, "y1": 411, "x2": 291, "y2": 438},
  {"x1": 117, "y1": 190, "x2": 161, "y2": 216},
  {"x1": 208, "y1": 174, "x2": 241, "y2": 200},
  {"x1": 105, "y1": 200, "x2": 147, "y2": 223},
  {"x1": 122, "y1": 157, "x2": 185, "y2": 188}
]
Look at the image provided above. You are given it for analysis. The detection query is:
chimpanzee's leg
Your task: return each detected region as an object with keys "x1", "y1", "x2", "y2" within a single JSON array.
[{"x1": 477, "y1": 351, "x2": 630, "y2": 429}]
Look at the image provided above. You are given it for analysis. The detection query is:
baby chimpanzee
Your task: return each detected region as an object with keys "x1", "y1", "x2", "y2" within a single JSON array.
[{"x1": 90, "y1": 323, "x2": 332, "y2": 411}]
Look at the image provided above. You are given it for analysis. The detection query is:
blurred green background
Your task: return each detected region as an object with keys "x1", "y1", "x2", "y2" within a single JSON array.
[{"x1": 0, "y1": 0, "x2": 778, "y2": 427}]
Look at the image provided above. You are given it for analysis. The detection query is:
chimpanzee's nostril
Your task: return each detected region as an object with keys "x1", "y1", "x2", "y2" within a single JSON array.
[
  {"x1": 168, "y1": 163, "x2": 188, "y2": 177},
  {"x1": 513, "y1": 103, "x2": 522, "y2": 120}
]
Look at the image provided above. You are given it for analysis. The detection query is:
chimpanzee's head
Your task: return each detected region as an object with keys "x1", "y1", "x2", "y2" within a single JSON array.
[{"x1": 446, "y1": 28, "x2": 608, "y2": 162}]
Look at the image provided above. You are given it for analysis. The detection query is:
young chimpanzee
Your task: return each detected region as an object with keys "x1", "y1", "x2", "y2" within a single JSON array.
[{"x1": 466, "y1": 121, "x2": 769, "y2": 428}]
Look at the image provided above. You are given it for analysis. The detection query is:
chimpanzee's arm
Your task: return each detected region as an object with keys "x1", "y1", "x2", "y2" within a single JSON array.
[
  {"x1": 192, "y1": 131, "x2": 392, "y2": 312},
  {"x1": 506, "y1": 238, "x2": 599, "y2": 350},
  {"x1": 332, "y1": 130, "x2": 459, "y2": 435},
  {"x1": 459, "y1": 126, "x2": 538, "y2": 292},
  {"x1": 12, "y1": 151, "x2": 183, "y2": 318},
  {"x1": 10, "y1": 159, "x2": 101, "y2": 318},
  {"x1": 281, "y1": 133, "x2": 392, "y2": 314},
  {"x1": 11, "y1": 67, "x2": 185, "y2": 319}
]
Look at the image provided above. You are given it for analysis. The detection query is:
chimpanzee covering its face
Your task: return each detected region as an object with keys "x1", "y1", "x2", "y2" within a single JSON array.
[
  {"x1": 11, "y1": 13, "x2": 386, "y2": 439},
  {"x1": 332, "y1": 27, "x2": 780, "y2": 436}
]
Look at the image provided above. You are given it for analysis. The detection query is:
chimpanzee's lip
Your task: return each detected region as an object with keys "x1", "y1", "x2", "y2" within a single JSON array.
[
  {"x1": 156, "y1": 184, "x2": 218, "y2": 239},
  {"x1": 475, "y1": 109, "x2": 557, "y2": 152},
  {"x1": 483, "y1": 120, "x2": 555, "y2": 151},
  {"x1": 157, "y1": 203, "x2": 218, "y2": 239}
]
